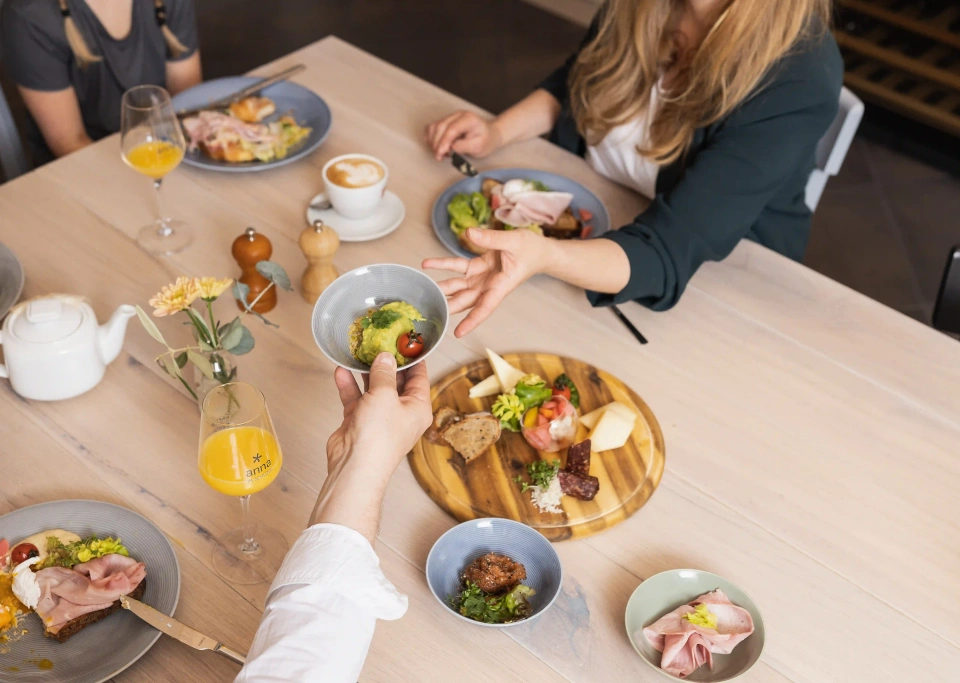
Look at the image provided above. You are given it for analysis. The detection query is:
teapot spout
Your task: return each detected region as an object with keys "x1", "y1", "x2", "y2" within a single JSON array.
[{"x1": 98, "y1": 304, "x2": 136, "y2": 365}]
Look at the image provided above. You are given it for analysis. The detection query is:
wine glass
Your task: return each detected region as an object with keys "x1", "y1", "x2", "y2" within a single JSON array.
[
  {"x1": 199, "y1": 382, "x2": 288, "y2": 584},
  {"x1": 120, "y1": 85, "x2": 192, "y2": 255}
]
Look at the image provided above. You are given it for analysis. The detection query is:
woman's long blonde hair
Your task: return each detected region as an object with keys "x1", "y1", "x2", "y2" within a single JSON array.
[{"x1": 570, "y1": 0, "x2": 831, "y2": 165}]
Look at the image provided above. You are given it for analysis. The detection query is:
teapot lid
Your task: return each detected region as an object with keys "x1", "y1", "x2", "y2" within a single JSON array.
[{"x1": 11, "y1": 297, "x2": 84, "y2": 343}]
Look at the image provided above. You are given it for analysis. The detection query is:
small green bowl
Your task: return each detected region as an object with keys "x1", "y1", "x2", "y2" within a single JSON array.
[{"x1": 624, "y1": 569, "x2": 765, "y2": 682}]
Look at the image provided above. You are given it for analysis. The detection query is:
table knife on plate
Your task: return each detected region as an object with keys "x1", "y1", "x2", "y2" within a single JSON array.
[
  {"x1": 450, "y1": 151, "x2": 478, "y2": 177},
  {"x1": 121, "y1": 596, "x2": 246, "y2": 665},
  {"x1": 176, "y1": 63, "x2": 306, "y2": 119}
]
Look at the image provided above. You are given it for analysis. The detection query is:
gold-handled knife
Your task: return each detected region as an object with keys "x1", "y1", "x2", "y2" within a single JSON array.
[{"x1": 121, "y1": 596, "x2": 246, "y2": 665}]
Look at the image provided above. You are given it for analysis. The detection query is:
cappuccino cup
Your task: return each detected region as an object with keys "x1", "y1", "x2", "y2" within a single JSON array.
[{"x1": 318, "y1": 154, "x2": 388, "y2": 220}]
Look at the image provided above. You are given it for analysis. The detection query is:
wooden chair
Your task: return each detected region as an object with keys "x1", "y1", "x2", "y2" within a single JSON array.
[
  {"x1": 933, "y1": 246, "x2": 960, "y2": 335},
  {"x1": 805, "y1": 87, "x2": 865, "y2": 211},
  {"x1": 0, "y1": 0, "x2": 30, "y2": 183}
]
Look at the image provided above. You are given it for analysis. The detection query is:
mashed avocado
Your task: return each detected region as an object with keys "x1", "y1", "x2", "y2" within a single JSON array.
[{"x1": 350, "y1": 301, "x2": 425, "y2": 366}]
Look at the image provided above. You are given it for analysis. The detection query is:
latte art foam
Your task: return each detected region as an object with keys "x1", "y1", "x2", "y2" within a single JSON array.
[{"x1": 326, "y1": 158, "x2": 385, "y2": 188}]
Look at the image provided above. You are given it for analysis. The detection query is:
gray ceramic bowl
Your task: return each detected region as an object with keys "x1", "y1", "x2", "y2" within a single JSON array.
[
  {"x1": 311, "y1": 263, "x2": 448, "y2": 373},
  {"x1": 0, "y1": 240, "x2": 25, "y2": 320},
  {"x1": 625, "y1": 569, "x2": 765, "y2": 681},
  {"x1": 425, "y1": 518, "x2": 563, "y2": 628}
]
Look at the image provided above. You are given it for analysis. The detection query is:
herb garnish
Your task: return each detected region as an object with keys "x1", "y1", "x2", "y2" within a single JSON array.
[
  {"x1": 513, "y1": 459, "x2": 561, "y2": 492},
  {"x1": 553, "y1": 374, "x2": 580, "y2": 408},
  {"x1": 449, "y1": 581, "x2": 536, "y2": 624},
  {"x1": 369, "y1": 309, "x2": 403, "y2": 329}
]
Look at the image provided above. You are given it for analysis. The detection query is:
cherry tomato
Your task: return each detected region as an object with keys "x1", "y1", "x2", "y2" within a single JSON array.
[
  {"x1": 397, "y1": 332, "x2": 425, "y2": 358},
  {"x1": 11, "y1": 543, "x2": 39, "y2": 565},
  {"x1": 552, "y1": 386, "x2": 571, "y2": 402},
  {"x1": 578, "y1": 208, "x2": 593, "y2": 222}
]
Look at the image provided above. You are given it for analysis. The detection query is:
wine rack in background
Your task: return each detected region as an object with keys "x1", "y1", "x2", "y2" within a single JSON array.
[{"x1": 837, "y1": 0, "x2": 960, "y2": 137}]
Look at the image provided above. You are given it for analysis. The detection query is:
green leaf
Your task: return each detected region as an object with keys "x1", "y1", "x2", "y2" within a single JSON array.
[
  {"x1": 135, "y1": 305, "x2": 167, "y2": 346},
  {"x1": 175, "y1": 351, "x2": 188, "y2": 369},
  {"x1": 230, "y1": 325, "x2": 255, "y2": 355},
  {"x1": 370, "y1": 309, "x2": 402, "y2": 329},
  {"x1": 220, "y1": 320, "x2": 244, "y2": 351},
  {"x1": 255, "y1": 261, "x2": 293, "y2": 291},
  {"x1": 187, "y1": 350, "x2": 214, "y2": 379},
  {"x1": 218, "y1": 316, "x2": 241, "y2": 337},
  {"x1": 160, "y1": 353, "x2": 181, "y2": 380},
  {"x1": 186, "y1": 308, "x2": 213, "y2": 346},
  {"x1": 250, "y1": 309, "x2": 279, "y2": 328},
  {"x1": 232, "y1": 281, "x2": 252, "y2": 309}
]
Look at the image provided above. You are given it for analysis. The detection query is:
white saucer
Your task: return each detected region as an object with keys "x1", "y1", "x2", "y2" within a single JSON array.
[{"x1": 305, "y1": 190, "x2": 405, "y2": 242}]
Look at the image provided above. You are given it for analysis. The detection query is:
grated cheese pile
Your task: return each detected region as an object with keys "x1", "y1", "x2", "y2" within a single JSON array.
[{"x1": 528, "y1": 474, "x2": 563, "y2": 513}]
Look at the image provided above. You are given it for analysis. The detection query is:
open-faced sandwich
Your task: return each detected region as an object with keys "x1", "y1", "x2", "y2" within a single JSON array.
[
  {"x1": 181, "y1": 96, "x2": 311, "y2": 164},
  {"x1": 0, "y1": 529, "x2": 145, "y2": 644},
  {"x1": 447, "y1": 178, "x2": 595, "y2": 255}
]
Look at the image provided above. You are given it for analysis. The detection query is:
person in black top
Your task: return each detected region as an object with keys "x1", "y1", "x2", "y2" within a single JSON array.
[
  {"x1": 1, "y1": 0, "x2": 200, "y2": 165},
  {"x1": 423, "y1": 0, "x2": 842, "y2": 337}
]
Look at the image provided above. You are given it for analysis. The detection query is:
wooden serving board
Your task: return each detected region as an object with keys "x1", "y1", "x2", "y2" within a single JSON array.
[{"x1": 409, "y1": 353, "x2": 665, "y2": 541}]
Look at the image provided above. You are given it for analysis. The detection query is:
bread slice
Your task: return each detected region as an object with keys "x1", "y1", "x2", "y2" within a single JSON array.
[
  {"x1": 229, "y1": 96, "x2": 276, "y2": 123},
  {"x1": 43, "y1": 577, "x2": 146, "y2": 643},
  {"x1": 425, "y1": 407, "x2": 461, "y2": 444},
  {"x1": 441, "y1": 412, "x2": 501, "y2": 463}
]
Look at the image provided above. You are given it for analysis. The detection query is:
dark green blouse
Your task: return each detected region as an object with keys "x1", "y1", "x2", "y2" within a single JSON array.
[{"x1": 539, "y1": 18, "x2": 843, "y2": 310}]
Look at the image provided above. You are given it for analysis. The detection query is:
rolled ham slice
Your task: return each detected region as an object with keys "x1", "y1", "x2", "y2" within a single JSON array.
[
  {"x1": 641, "y1": 590, "x2": 754, "y2": 679},
  {"x1": 492, "y1": 180, "x2": 574, "y2": 228},
  {"x1": 34, "y1": 554, "x2": 146, "y2": 634}
]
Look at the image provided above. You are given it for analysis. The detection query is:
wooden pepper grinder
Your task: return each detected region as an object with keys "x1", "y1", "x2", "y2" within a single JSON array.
[
  {"x1": 232, "y1": 227, "x2": 277, "y2": 313},
  {"x1": 299, "y1": 220, "x2": 340, "y2": 304}
]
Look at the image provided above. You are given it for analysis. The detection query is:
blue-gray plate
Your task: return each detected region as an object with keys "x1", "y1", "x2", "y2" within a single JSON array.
[
  {"x1": 431, "y1": 168, "x2": 611, "y2": 259},
  {"x1": 425, "y1": 518, "x2": 563, "y2": 628},
  {"x1": 171, "y1": 76, "x2": 331, "y2": 172},
  {"x1": 0, "y1": 240, "x2": 24, "y2": 320},
  {"x1": 310, "y1": 263, "x2": 449, "y2": 373},
  {"x1": 0, "y1": 500, "x2": 180, "y2": 683}
]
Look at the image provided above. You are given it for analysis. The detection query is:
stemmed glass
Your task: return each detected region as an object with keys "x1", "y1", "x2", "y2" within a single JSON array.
[
  {"x1": 199, "y1": 382, "x2": 288, "y2": 584},
  {"x1": 120, "y1": 85, "x2": 191, "y2": 255}
]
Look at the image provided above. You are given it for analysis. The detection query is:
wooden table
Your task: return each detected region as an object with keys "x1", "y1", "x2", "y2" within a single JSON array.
[{"x1": 1, "y1": 37, "x2": 958, "y2": 682}]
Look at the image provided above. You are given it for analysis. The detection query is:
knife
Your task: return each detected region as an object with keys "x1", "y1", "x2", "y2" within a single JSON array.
[
  {"x1": 121, "y1": 596, "x2": 247, "y2": 665},
  {"x1": 450, "y1": 151, "x2": 478, "y2": 177},
  {"x1": 176, "y1": 63, "x2": 306, "y2": 119}
]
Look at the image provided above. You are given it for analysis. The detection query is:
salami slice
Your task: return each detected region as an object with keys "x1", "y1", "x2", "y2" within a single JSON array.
[
  {"x1": 558, "y1": 469, "x2": 600, "y2": 501},
  {"x1": 565, "y1": 439, "x2": 591, "y2": 476}
]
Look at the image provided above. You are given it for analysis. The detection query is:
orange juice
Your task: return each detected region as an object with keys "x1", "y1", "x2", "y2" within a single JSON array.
[
  {"x1": 124, "y1": 140, "x2": 183, "y2": 179},
  {"x1": 199, "y1": 426, "x2": 282, "y2": 496}
]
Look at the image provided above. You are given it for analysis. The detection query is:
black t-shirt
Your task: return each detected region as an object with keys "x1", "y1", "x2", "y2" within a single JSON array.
[{"x1": 0, "y1": 0, "x2": 198, "y2": 165}]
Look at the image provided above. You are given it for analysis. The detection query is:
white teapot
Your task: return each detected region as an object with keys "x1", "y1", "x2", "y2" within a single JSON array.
[{"x1": 0, "y1": 295, "x2": 136, "y2": 401}]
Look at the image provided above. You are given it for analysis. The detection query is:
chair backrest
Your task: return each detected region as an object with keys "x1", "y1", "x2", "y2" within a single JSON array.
[
  {"x1": 805, "y1": 86, "x2": 865, "y2": 211},
  {"x1": 0, "y1": 0, "x2": 30, "y2": 182},
  {"x1": 933, "y1": 246, "x2": 960, "y2": 335}
]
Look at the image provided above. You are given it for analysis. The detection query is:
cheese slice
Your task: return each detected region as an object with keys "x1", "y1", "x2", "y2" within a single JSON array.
[
  {"x1": 468, "y1": 374, "x2": 501, "y2": 399},
  {"x1": 588, "y1": 409, "x2": 636, "y2": 452},
  {"x1": 580, "y1": 401, "x2": 635, "y2": 430},
  {"x1": 485, "y1": 348, "x2": 526, "y2": 393}
]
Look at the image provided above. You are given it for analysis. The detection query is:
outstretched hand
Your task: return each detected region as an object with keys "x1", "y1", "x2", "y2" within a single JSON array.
[{"x1": 422, "y1": 227, "x2": 549, "y2": 337}]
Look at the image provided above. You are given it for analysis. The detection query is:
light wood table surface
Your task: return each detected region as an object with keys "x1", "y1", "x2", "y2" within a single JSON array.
[{"x1": 1, "y1": 37, "x2": 959, "y2": 682}]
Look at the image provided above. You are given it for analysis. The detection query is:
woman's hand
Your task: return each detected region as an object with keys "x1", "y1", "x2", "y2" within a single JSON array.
[
  {"x1": 425, "y1": 111, "x2": 503, "y2": 161},
  {"x1": 423, "y1": 228, "x2": 552, "y2": 337}
]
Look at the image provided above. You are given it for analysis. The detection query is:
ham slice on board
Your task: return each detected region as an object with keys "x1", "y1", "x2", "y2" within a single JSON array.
[
  {"x1": 641, "y1": 590, "x2": 754, "y2": 678},
  {"x1": 34, "y1": 554, "x2": 146, "y2": 634}
]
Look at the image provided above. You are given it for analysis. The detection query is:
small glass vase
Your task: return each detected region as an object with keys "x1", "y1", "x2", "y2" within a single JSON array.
[{"x1": 193, "y1": 350, "x2": 238, "y2": 402}]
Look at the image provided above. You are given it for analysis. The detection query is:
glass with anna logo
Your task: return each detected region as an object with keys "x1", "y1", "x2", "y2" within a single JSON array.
[{"x1": 199, "y1": 382, "x2": 288, "y2": 584}]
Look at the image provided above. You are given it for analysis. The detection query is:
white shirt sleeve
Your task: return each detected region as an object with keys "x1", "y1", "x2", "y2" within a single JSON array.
[{"x1": 234, "y1": 523, "x2": 408, "y2": 683}]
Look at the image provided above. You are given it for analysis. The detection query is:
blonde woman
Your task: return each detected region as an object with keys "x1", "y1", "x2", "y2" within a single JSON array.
[
  {"x1": 0, "y1": 0, "x2": 200, "y2": 165},
  {"x1": 425, "y1": 0, "x2": 842, "y2": 337}
]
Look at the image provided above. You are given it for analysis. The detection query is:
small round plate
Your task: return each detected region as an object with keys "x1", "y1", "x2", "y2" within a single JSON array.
[
  {"x1": 431, "y1": 168, "x2": 611, "y2": 259},
  {"x1": 0, "y1": 500, "x2": 180, "y2": 683},
  {"x1": 625, "y1": 569, "x2": 765, "y2": 681},
  {"x1": 171, "y1": 76, "x2": 332, "y2": 172},
  {"x1": 0, "y1": 240, "x2": 24, "y2": 320},
  {"x1": 305, "y1": 190, "x2": 405, "y2": 242}
]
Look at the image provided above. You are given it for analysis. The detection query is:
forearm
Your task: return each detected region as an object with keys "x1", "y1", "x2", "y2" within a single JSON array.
[
  {"x1": 493, "y1": 89, "x2": 562, "y2": 147},
  {"x1": 309, "y1": 458, "x2": 389, "y2": 544},
  {"x1": 542, "y1": 237, "x2": 632, "y2": 294},
  {"x1": 48, "y1": 132, "x2": 94, "y2": 158}
]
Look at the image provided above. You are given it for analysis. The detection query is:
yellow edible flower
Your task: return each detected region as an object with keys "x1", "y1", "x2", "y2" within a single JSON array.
[
  {"x1": 195, "y1": 277, "x2": 233, "y2": 301},
  {"x1": 492, "y1": 393, "x2": 524, "y2": 423},
  {"x1": 682, "y1": 603, "x2": 718, "y2": 629},
  {"x1": 149, "y1": 276, "x2": 200, "y2": 317}
]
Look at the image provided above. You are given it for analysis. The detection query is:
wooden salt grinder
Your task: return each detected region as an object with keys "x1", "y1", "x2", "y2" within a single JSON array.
[
  {"x1": 232, "y1": 227, "x2": 277, "y2": 313},
  {"x1": 299, "y1": 220, "x2": 340, "y2": 305}
]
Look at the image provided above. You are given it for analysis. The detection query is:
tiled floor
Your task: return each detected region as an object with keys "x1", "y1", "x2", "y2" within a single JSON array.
[{"x1": 1, "y1": 0, "x2": 956, "y2": 326}]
